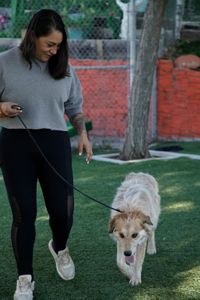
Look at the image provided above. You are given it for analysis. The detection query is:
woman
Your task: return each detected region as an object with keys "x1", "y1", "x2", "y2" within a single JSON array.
[{"x1": 0, "y1": 9, "x2": 92, "y2": 300}]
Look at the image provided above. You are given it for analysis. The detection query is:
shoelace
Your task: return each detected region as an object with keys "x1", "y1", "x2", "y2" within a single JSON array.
[
  {"x1": 58, "y1": 249, "x2": 70, "y2": 265},
  {"x1": 18, "y1": 279, "x2": 33, "y2": 293}
]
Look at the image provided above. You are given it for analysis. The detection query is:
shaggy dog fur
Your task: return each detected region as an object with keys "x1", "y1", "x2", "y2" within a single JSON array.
[{"x1": 109, "y1": 172, "x2": 160, "y2": 286}]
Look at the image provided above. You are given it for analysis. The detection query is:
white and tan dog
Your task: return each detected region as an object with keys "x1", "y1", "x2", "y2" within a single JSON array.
[{"x1": 109, "y1": 172, "x2": 160, "y2": 286}]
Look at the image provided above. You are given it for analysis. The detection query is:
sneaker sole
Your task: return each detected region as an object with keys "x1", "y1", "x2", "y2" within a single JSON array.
[{"x1": 14, "y1": 293, "x2": 33, "y2": 300}]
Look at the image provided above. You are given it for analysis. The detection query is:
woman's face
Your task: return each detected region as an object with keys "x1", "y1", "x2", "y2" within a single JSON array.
[{"x1": 34, "y1": 30, "x2": 63, "y2": 62}]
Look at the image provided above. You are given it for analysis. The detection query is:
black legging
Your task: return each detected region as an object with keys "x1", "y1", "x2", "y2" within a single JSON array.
[{"x1": 0, "y1": 128, "x2": 74, "y2": 277}]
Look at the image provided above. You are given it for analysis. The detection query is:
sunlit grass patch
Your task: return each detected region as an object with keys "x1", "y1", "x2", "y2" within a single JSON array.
[{"x1": 163, "y1": 201, "x2": 195, "y2": 212}]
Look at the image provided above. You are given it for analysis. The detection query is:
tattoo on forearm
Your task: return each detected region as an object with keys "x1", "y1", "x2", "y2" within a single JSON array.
[{"x1": 70, "y1": 113, "x2": 86, "y2": 134}]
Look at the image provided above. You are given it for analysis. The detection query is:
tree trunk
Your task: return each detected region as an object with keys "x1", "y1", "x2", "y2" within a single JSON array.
[{"x1": 120, "y1": 0, "x2": 168, "y2": 160}]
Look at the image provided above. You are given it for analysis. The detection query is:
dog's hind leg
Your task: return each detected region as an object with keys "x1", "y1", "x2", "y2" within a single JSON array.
[
  {"x1": 147, "y1": 231, "x2": 156, "y2": 254},
  {"x1": 129, "y1": 242, "x2": 146, "y2": 286}
]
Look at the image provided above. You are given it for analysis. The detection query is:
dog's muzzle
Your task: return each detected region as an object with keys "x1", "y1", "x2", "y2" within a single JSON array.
[{"x1": 124, "y1": 251, "x2": 134, "y2": 265}]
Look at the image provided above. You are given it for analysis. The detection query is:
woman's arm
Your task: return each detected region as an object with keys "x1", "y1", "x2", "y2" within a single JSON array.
[
  {"x1": 69, "y1": 112, "x2": 86, "y2": 135},
  {"x1": 70, "y1": 113, "x2": 92, "y2": 163}
]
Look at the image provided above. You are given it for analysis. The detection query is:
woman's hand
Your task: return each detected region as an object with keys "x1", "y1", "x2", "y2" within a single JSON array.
[
  {"x1": 0, "y1": 102, "x2": 23, "y2": 118},
  {"x1": 78, "y1": 130, "x2": 93, "y2": 163},
  {"x1": 69, "y1": 113, "x2": 93, "y2": 163}
]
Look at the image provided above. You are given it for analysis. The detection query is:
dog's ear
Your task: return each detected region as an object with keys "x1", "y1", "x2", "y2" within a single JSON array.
[
  {"x1": 108, "y1": 217, "x2": 116, "y2": 233},
  {"x1": 142, "y1": 215, "x2": 153, "y2": 226}
]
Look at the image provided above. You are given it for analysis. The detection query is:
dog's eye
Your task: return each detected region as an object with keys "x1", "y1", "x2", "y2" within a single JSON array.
[
  {"x1": 132, "y1": 233, "x2": 138, "y2": 238},
  {"x1": 119, "y1": 233, "x2": 125, "y2": 238}
]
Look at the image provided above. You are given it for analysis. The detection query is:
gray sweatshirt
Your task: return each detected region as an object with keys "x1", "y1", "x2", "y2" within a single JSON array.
[{"x1": 0, "y1": 47, "x2": 83, "y2": 131}]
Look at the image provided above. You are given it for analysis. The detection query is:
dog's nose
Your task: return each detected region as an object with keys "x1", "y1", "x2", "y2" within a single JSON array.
[{"x1": 124, "y1": 250, "x2": 132, "y2": 256}]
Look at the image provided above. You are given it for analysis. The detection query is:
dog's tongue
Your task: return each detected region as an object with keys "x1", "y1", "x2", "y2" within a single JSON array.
[{"x1": 125, "y1": 255, "x2": 134, "y2": 265}]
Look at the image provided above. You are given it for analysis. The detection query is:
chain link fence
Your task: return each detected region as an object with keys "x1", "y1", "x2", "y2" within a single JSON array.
[{"x1": 0, "y1": 0, "x2": 187, "y2": 144}]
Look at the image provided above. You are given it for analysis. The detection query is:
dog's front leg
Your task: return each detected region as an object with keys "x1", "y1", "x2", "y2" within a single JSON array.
[
  {"x1": 116, "y1": 247, "x2": 133, "y2": 280},
  {"x1": 129, "y1": 242, "x2": 147, "y2": 286},
  {"x1": 147, "y1": 231, "x2": 156, "y2": 254}
]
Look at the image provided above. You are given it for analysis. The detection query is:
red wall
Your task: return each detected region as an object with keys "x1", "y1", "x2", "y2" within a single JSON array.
[
  {"x1": 70, "y1": 59, "x2": 200, "y2": 140},
  {"x1": 157, "y1": 60, "x2": 200, "y2": 139},
  {"x1": 70, "y1": 59, "x2": 128, "y2": 137}
]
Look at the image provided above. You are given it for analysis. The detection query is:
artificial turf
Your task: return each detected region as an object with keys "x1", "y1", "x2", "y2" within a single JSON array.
[{"x1": 0, "y1": 151, "x2": 200, "y2": 299}]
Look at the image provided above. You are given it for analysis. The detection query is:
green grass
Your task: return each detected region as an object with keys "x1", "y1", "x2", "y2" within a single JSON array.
[{"x1": 0, "y1": 154, "x2": 200, "y2": 299}]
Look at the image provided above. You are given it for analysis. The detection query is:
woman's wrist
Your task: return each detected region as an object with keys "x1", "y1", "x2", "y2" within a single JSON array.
[
  {"x1": 80, "y1": 128, "x2": 87, "y2": 134},
  {"x1": 0, "y1": 103, "x2": 6, "y2": 118},
  {"x1": 70, "y1": 113, "x2": 86, "y2": 135}
]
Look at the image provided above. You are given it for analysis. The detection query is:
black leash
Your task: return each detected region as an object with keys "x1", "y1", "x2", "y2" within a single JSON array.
[{"x1": 17, "y1": 115, "x2": 121, "y2": 213}]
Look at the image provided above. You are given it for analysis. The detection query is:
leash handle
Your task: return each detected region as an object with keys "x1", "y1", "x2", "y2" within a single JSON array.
[{"x1": 17, "y1": 115, "x2": 121, "y2": 213}]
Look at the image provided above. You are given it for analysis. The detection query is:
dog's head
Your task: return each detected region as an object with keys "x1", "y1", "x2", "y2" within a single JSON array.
[{"x1": 108, "y1": 211, "x2": 153, "y2": 265}]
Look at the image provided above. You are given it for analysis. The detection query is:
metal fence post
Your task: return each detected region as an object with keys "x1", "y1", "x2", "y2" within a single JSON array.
[{"x1": 128, "y1": 0, "x2": 137, "y2": 91}]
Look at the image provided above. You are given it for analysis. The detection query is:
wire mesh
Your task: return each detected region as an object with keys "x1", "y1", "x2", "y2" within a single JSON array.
[{"x1": 0, "y1": 1, "x2": 194, "y2": 142}]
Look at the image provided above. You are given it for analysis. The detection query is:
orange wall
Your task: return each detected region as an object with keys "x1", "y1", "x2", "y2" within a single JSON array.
[
  {"x1": 70, "y1": 59, "x2": 128, "y2": 138},
  {"x1": 157, "y1": 60, "x2": 200, "y2": 139},
  {"x1": 70, "y1": 59, "x2": 200, "y2": 140}
]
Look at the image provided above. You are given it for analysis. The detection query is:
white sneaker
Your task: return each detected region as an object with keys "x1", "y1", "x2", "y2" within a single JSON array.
[
  {"x1": 14, "y1": 275, "x2": 34, "y2": 300},
  {"x1": 48, "y1": 239, "x2": 75, "y2": 280}
]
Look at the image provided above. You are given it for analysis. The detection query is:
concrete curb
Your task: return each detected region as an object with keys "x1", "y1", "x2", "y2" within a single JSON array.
[{"x1": 92, "y1": 150, "x2": 200, "y2": 164}]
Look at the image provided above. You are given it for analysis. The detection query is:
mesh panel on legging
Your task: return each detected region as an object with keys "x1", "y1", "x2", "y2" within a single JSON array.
[
  {"x1": 49, "y1": 193, "x2": 74, "y2": 253},
  {"x1": 10, "y1": 196, "x2": 36, "y2": 276}
]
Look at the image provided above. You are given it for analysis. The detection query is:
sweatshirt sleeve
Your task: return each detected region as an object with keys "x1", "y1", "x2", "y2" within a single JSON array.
[{"x1": 64, "y1": 65, "x2": 83, "y2": 118}]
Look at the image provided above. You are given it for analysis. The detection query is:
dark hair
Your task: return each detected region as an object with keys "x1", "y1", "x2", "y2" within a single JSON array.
[{"x1": 20, "y1": 9, "x2": 69, "y2": 79}]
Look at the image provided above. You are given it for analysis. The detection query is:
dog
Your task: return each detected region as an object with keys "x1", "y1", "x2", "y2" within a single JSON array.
[{"x1": 108, "y1": 172, "x2": 160, "y2": 286}]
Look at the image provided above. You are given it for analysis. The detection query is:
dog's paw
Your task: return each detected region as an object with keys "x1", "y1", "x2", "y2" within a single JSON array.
[
  {"x1": 147, "y1": 247, "x2": 156, "y2": 255},
  {"x1": 129, "y1": 276, "x2": 141, "y2": 286}
]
